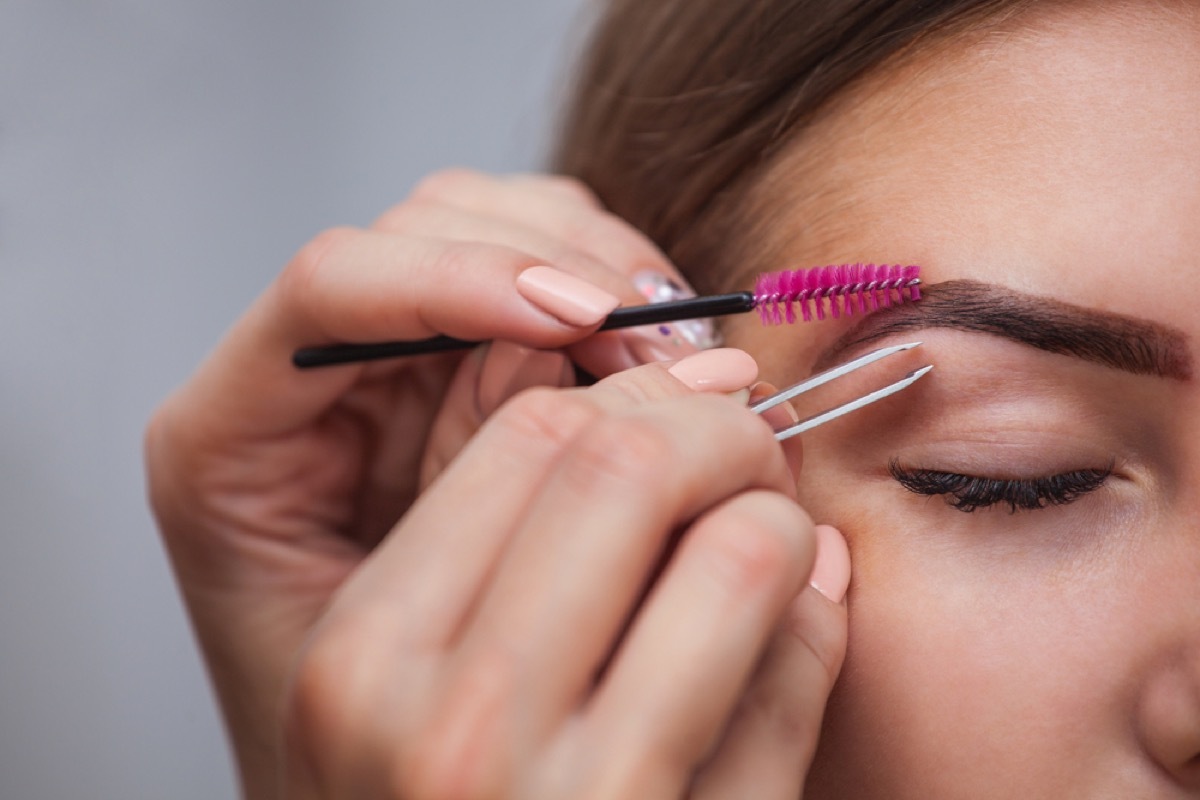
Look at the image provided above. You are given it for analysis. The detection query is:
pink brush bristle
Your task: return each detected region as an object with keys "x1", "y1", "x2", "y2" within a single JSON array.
[
  {"x1": 903, "y1": 264, "x2": 921, "y2": 301},
  {"x1": 837, "y1": 263, "x2": 855, "y2": 317},
  {"x1": 753, "y1": 271, "x2": 773, "y2": 325},
  {"x1": 799, "y1": 268, "x2": 817, "y2": 322},
  {"x1": 828, "y1": 265, "x2": 844, "y2": 319},
  {"x1": 813, "y1": 266, "x2": 831, "y2": 321},
  {"x1": 752, "y1": 263, "x2": 921, "y2": 325}
]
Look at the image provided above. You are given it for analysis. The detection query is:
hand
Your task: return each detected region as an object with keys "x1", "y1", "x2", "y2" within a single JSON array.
[
  {"x1": 281, "y1": 355, "x2": 850, "y2": 799},
  {"x1": 144, "y1": 170, "x2": 701, "y2": 797}
]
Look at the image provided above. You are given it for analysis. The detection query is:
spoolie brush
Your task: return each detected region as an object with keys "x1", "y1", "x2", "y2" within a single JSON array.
[
  {"x1": 754, "y1": 263, "x2": 921, "y2": 324},
  {"x1": 293, "y1": 263, "x2": 922, "y2": 368}
]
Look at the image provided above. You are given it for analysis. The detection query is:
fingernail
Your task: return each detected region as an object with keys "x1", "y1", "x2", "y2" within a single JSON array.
[
  {"x1": 621, "y1": 323, "x2": 700, "y2": 364},
  {"x1": 809, "y1": 524, "x2": 851, "y2": 603},
  {"x1": 476, "y1": 341, "x2": 571, "y2": 417},
  {"x1": 667, "y1": 348, "x2": 758, "y2": 393},
  {"x1": 516, "y1": 266, "x2": 621, "y2": 327},
  {"x1": 632, "y1": 271, "x2": 720, "y2": 349},
  {"x1": 748, "y1": 381, "x2": 801, "y2": 431}
]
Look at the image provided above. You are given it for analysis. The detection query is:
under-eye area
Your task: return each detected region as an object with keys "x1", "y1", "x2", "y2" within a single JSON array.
[{"x1": 887, "y1": 459, "x2": 1116, "y2": 513}]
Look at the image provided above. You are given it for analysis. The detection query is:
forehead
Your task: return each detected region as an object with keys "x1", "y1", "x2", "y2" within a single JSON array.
[{"x1": 732, "y1": 1, "x2": 1200, "y2": 378}]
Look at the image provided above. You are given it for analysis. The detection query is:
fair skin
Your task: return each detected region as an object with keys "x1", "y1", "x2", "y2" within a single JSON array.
[
  {"x1": 146, "y1": 170, "x2": 846, "y2": 800},
  {"x1": 730, "y1": 2, "x2": 1200, "y2": 796},
  {"x1": 147, "y1": 1, "x2": 1199, "y2": 798}
]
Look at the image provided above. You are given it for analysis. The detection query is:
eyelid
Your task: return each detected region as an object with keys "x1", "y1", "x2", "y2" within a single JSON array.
[{"x1": 883, "y1": 435, "x2": 1122, "y2": 479}]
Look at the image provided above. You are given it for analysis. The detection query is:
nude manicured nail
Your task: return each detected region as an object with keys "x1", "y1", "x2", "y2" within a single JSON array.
[
  {"x1": 667, "y1": 348, "x2": 758, "y2": 393},
  {"x1": 809, "y1": 524, "x2": 851, "y2": 603},
  {"x1": 516, "y1": 266, "x2": 621, "y2": 327},
  {"x1": 632, "y1": 270, "x2": 719, "y2": 349},
  {"x1": 622, "y1": 323, "x2": 700, "y2": 364}
]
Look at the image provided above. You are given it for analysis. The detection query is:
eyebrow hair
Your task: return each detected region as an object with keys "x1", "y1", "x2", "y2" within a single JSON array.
[{"x1": 815, "y1": 280, "x2": 1193, "y2": 381}]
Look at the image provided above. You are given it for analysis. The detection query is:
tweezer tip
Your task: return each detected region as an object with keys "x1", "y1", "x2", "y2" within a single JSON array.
[{"x1": 908, "y1": 364, "x2": 933, "y2": 378}]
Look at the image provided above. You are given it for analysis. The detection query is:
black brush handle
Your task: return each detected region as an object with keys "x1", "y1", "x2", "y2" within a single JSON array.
[{"x1": 292, "y1": 292, "x2": 756, "y2": 368}]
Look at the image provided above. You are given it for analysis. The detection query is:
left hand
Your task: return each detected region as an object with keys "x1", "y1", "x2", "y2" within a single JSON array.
[{"x1": 144, "y1": 169, "x2": 702, "y2": 798}]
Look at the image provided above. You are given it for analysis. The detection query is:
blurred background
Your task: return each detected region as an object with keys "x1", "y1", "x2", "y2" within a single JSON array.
[{"x1": 1, "y1": 1, "x2": 591, "y2": 796}]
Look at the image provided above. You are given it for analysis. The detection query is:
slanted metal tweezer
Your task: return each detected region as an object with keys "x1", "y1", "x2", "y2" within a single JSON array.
[{"x1": 750, "y1": 342, "x2": 931, "y2": 441}]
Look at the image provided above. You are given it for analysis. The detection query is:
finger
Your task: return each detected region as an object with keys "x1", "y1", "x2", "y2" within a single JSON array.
[
  {"x1": 689, "y1": 525, "x2": 850, "y2": 800},
  {"x1": 173, "y1": 227, "x2": 620, "y2": 439},
  {"x1": 375, "y1": 184, "x2": 703, "y2": 376},
  {"x1": 578, "y1": 490, "x2": 818, "y2": 797},
  {"x1": 449, "y1": 385, "x2": 789, "y2": 740},
  {"x1": 422, "y1": 345, "x2": 759, "y2": 501},
  {"x1": 407, "y1": 169, "x2": 684, "y2": 284},
  {"x1": 282, "y1": 386, "x2": 605, "y2": 796},
  {"x1": 418, "y1": 341, "x2": 576, "y2": 492},
  {"x1": 279, "y1": 229, "x2": 623, "y2": 346},
  {"x1": 749, "y1": 381, "x2": 804, "y2": 478},
  {"x1": 337, "y1": 348, "x2": 759, "y2": 646},
  {"x1": 372, "y1": 198, "x2": 646, "y2": 305},
  {"x1": 309, "y1": 356, "x2": 767, "y2": 795},
  {"x1": 376, "y1": 199, "x2": 700, "y2": 376},
  {"x1": 329, "y1": 354, "x2": 710, "y2": 649}
]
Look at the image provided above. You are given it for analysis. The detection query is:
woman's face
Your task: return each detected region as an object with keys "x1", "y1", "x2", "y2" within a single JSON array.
[{"x1": 726, "y1": 3, "x2": 1200, "y2": 797}]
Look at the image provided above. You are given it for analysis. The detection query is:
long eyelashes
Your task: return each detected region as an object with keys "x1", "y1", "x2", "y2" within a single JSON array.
[{"x1": 888, "y1": 460, "x2": 1115, "y2": 513}]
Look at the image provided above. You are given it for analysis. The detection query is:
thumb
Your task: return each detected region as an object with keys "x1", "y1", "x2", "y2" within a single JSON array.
[{"x1": 690, "y1": 524, "x2": 850, "y2": 799}]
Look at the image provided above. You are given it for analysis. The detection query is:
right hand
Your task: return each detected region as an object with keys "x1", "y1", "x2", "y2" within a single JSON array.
[{"x1": 282, "y1": 355, "x2": 850, "y2": 799}]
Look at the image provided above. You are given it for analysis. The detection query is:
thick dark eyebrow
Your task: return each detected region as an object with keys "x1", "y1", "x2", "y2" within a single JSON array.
[{"x1": 815, "y1": 280, "x2": 1193, "y2": 380}]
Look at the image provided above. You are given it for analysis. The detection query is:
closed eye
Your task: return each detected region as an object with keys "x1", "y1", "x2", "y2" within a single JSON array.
[{"x1": 887, "y1": 460, "x2": 1115, "y2": 513}]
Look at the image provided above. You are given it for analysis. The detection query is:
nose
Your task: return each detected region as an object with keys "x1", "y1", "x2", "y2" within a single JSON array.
[{"x1": 1138, "y1": 643, "x2": 1200, "y2": 788}]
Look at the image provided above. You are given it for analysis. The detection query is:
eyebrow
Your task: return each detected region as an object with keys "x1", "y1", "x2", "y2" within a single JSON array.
[{"x1": 815, "y1": 280, "x2": 1193, "y2": 381}]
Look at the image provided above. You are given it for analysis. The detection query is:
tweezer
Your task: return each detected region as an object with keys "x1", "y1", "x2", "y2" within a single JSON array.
[{"x1": 750, "y1": 341, "x2": 931, "y2": 441}]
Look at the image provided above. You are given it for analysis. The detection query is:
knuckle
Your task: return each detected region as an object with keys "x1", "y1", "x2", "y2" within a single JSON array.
[
  {"x1": 578, "y1": 755, "x2": 677, "y2": 800},
  {"x1": 279, "y1": 226, "x2": 358, "y2": 311},
  {"x1": 591, "y1": 207, "x2": 639, "y2": 237},
  {"x1": 142, "y1": 403, "x2": 188, "y2": 520},
  {"x1": 563, "y1": 206, "x2": 643, "y2": 253},
  {"x1": 142, "y1": 413, "x2": 177, "y2": 530},
  {"x1": 424, "y1": 238, "x2": 485, "y2": 277},
  {"x1": 410, "y1": 167, "x2": 484, "y2": 203},
  {"x1": 491, "y1": 388, "x2": 599, "y2": 452},
  {"x1": 551, "y1": 209, "x2": 600, "y2": 248},
  {"x1": 788, "y1": 591, "x2": 849, "y2": 687},
  {"x1": 563, "y1": 416, "x2": 674, "y2": 491},
  {"x1": 283, "y1": 626, "x2": 365, "y2": 749},
  {"x1": 541, "y1": 174, "x2": 601, "y2": 207},
  {"x1": 698, "y1": 492, "x2": 811, "y2": 594},
  {"x1": 738, "y1": 669, "x2": 821, "y2": 753},
  {"x1": 372, "y1": 198, "x2": 429, "y2": 231},
  {"x1": 602, "y1": 367, "x2": 691, "y2": 404},
  {"x1": 142, "y1": 404, "x2": 173, "y2": 479},
  {"x1": 394, "y1": 742, "x2": 484, "y2": 800},
  {"x1": 422, "y1": 239, "x2": 530, "y2": 285},
  {"x1": 395, "y1": 647, "x2": 518, "y2": 800}
]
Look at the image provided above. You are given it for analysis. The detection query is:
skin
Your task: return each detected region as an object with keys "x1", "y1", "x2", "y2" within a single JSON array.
[
  {"x1": 727, "y1": 1, "x2": 1200, "y2": 796},
  {"x1": 146, "y1": 169, "x2": 847, "y2": 799},
  {"x1": 148, "y1": 2, "x2": 1200, "y2": 798}
]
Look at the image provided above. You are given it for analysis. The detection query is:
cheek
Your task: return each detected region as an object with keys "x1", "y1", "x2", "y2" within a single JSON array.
[{"x1": 797, "y1": 458, "x2": 1158, "y2": 793}]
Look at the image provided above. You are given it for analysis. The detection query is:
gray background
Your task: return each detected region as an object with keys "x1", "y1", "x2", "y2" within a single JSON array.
[{"x1": 1, "y1": 1, "x2": 591, "y2": 797}]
